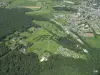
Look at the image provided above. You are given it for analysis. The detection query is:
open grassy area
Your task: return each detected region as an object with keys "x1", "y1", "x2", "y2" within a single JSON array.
[
  {"x1": 6, "y1": 0, "x2": 37, "y2": 8},
  {"x1": 85, "y1": 36, "x2": 100, "y2": 48},
  {"x1": 4, "y1": 24, "x2": 87, "y2": 61}
]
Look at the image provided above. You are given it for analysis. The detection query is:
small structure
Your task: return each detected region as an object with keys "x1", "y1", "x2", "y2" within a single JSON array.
[
  {"x1": 77, "y1": 39, "x2": 83, "y2": 44},
  {"x1": 0, "y1": 2, "x2": 8, "y2": 7},
  {"x1": 63, "y1": 0, "x2": 74, "y2": 4},
  {"x1": 76, "y1": 45, "x2": 79, "y2": 48},
  {"x1": 83, "y1": 49, "x2": 88, "y2": 53},
  {"x1": 11, "y1": 37, "x2": 16, "y2": 42},
  {"x1": 93, "y1": 70, "x2": 98, "y2": 75},
  {"x1": 20, "y1": 48, "x2": 27, "y2": 54},
  {"x1": 58, "y1": 46, "x2": 65, "y2": 51},
  {"x1": 76, "y1": 12, "x2": 81, "y2": 17},
  {"x1": 40, "y1": 56, "x2": 48, "y2": 62},
  {"x1": 81, "y1": 33, "x2": 94, "y2": 37}
]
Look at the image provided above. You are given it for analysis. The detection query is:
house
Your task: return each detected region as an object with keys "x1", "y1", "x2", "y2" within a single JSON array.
[
  {"x1": 82, "y1": 33, "x2": 94, "y2": 37},
  {"x1": 0, "y1": 2, "x2": 8, "y2": 7}
]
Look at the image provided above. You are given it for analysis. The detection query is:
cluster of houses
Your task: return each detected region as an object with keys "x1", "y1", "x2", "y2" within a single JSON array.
[
  {"x1": 77, "y1": 23, "x2": 94, "y2": 37},
  {"x1": 53, "y1": 0, "x2": 74, "y2": 7},
  {"x1": 69, "y1": 8, "x2": 100, "y2": 38},
  {"x1": 0, "y1": 2, "x2": 8, "y2": 7}
]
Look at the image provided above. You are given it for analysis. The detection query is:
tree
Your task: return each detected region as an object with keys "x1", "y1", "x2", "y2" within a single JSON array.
[{"x1": 0, "y1": 50, "x2": 40, "y2": 75}]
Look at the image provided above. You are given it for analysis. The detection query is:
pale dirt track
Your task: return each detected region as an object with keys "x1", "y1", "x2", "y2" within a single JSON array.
[{"x1": 19, "y1": 6, "x2": 41, "y2": 9}]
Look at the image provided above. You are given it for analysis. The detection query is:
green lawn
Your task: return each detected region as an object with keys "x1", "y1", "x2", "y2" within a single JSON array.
[
  {"x1": 86, "y1": 36, "x2": 100, "y2": 48},
  {"x1": 4, "y1": 24, "x2": 87, "y2": 60},
  {"x1": 19, "y1": 1, "x2": 37, "y2": 6},
  {"x1": 6, "y1": 0, "x2": 37, "y2": 8}
]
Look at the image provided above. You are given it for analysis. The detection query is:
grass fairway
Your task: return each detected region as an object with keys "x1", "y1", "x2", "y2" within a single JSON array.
[
  {"x1": 4, "y1": 25, "x2": 87, "y2": 60},
  {"x1": 6, "y1": 0, "x2": 37, "y2": 8},
  {"x1": 85, "y1": 36, "x2": 100, "y2": 48},
  {"x1": 28, "y1": 39, "x2": 60, "y2": 53}
]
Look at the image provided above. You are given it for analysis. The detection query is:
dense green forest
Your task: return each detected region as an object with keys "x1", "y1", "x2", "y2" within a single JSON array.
[
  {"x1": 0, "y1": 50, "x2": 40, "y2": 75},
  {"x1": 0, "y1": 8, "x2": 33, "y2": 40}
]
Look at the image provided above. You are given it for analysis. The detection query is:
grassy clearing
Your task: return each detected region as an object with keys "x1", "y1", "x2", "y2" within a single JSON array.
[
  {"x1": 19, "y1": 1, "x2": 37, "y2": 6},
  {"x1": 6, "y1": 0, "x2": 37, "y2": 8},
  {"x1": 85, "y1": 36, "x2": 100, "y2": 48},
  {"x1": 28, "y1": 40, "x2": 59, "y2": 52},
  {"x1": 4, "y1": 24, "x2": 87, "y2": 60}
]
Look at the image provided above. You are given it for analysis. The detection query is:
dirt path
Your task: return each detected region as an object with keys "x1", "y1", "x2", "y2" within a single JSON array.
[{"x1": 19, "y1": 6, "x2": 41, "y2": 9}]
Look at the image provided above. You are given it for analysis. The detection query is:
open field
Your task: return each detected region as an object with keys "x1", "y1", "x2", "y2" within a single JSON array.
[
  {"x1": 5, "y1": 0, "x2": 38, "y2": 8},
  {"x1": 85, "y1": 36, "x2": 100, "y2": 48}
]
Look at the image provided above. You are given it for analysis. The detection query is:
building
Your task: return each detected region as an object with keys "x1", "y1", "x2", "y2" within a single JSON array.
[{"x1": 0, "y1": 2, "x2": 8, "y2": 7}]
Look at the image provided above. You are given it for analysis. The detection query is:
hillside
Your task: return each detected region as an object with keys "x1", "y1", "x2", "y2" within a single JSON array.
[{"x1": 0, "y1": 0, "x2": 100, "y2": 75}]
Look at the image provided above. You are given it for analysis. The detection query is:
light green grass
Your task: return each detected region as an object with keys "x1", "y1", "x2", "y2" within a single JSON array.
[
  {"x1": 4, "y1": 25, "x2": 87, "y2": 60},
  {"x1": 6, "y1": 0, "x2": 37, "y2": 8},
  {"x1": 86, "y1": 36, "x2": 100, "y2": 48},
  {"x1": 19, "y1": 1, "x2": 37, "y2": 6},
  {"x1": 21, "y1": 32, "x2": 31, "y2": 37},
  {"x1": 28, "y1": 40, "x2": 59, "y2": 52}
]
